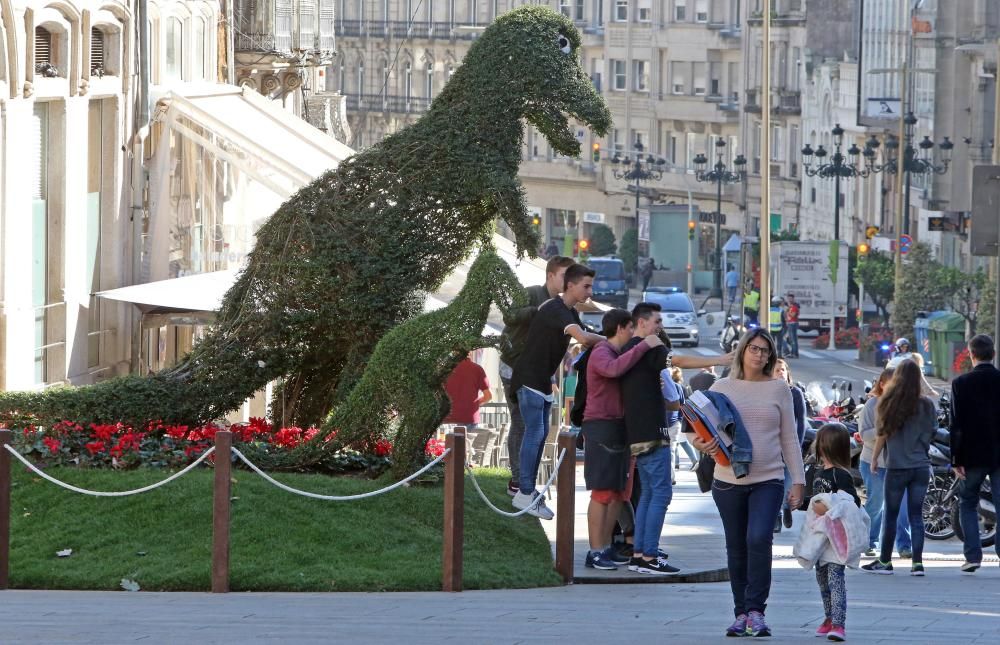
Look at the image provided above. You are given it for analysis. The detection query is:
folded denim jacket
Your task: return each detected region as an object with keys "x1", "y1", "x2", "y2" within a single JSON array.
[{"x1": 701, "y1": 390, "x2": 754, "y2": 479}]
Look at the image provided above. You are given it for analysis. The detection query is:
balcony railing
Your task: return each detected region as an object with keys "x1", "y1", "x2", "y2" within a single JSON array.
[
  {"x1": 778, "y1": 90, "x2": 801, "y2": 114},
  {"x1": 345, "y1": 93, "x2": 431, "y2": 114},
  {"x1": 744, "y1": 89, "x2": 760, "y2": 113},
  {"x1": 337, "y1": 20, "x2": 484, "y2": 40}
]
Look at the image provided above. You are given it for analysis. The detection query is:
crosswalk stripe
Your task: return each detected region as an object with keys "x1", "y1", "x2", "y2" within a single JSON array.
[
  {"x1": 799, "y1": 350, "x2": 821, "y2": 359},
  {"x1": 691, "y1": 347, "x2": 719, "y2": 356}
]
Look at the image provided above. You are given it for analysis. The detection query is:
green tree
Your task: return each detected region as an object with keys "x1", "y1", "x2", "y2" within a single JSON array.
[
  {"x1": 892, "y1": 243, "x2": 945, "y2": 340},
  {"x1": 589, "y1": 223, "x2": 617, "y2": 256},
  {"x1": 619, "y1": 228, "x2": 639, "y2": 278},
  {"x1": 976, "y1": 275, "x2": 996, "y2": 338},
  {"x1": 938, "y1": 266, "x2": 988, "y2": 338},
  {"x1": 854, "y1": 250, "x2": 895, "y2": 322}
]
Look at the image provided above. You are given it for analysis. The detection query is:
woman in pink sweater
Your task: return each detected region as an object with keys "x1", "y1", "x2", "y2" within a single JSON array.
[{"x1": 690, "y1": 328, "x2": 806, "y2": 637}]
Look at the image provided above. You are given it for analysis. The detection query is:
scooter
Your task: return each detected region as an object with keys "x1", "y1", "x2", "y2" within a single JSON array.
[{"x1": 719, "y1": 315, "x2": 746, "y2": 353}]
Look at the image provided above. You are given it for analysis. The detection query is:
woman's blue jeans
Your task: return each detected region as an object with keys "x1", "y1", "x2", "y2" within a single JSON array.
[
  {"x1": 515, "y1": 387, "x2": 552, "y2": 494},
  {"x1": 860, "y1": 460, "x2": 912, "y2": 551},
  {"x1": 634, "y1": 446, "x2": 673, "y2": 557},
  {"x1": 712, "y1": 478, "x2": 785, "y2": 617},
  {"x1": 880, "y1": 467, "x2": 929, "y2": 563}
]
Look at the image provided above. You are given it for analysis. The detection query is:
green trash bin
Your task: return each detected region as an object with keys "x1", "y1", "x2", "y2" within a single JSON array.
[{"x1": 927, "y1": 313, "x2": 967, "y2": 380}]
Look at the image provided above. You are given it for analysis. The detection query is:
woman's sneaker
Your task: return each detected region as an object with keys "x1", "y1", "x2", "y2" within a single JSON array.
[
  {"x1": 631, "y1": 556, "x2": 680, "y2": 576},
  {"x1": 827, "y1": 625, "x2": 846, "y2": 641},
  {"x1": 815, "y1": 618, "x2": 832, "y2": 636},
  {"x1": 511, "y1": 490, "x2": 554, "y2": 520},
  {"x1": 910, "y1": 563, "x2": 925, "y2": 576},
  {"x1": 861, "y1": 560, "x2": 893, "y2": 574},
  {"x1": 746, "y1": 611, "x2": 771, "y2": 637},
  {"x1": 584, "y1": 549, "x2": 618, "y2": 571},
  {"x1": 725, "y1": 614, "x2": 748, "y2": 637}
]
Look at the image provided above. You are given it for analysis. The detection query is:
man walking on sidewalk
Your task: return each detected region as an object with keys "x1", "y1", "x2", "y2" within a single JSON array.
[
  {"x1": 784, "y1": 293, "x2": 800, "y2": 358},
  {"x1": 949, "y1": 334, "x2": 1000, "y2": 573},
  {"x1": 510, "y1": 263, "x2": 604, "y2": 519},
  {"x1": 499, "y1": 255, "x2": 575, "y2": 496}
]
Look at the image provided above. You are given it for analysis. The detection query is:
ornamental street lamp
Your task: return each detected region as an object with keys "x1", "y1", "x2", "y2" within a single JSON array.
[
  {"x1": 611, "y1": 141, "x2": 667, "y2": 277},
  {"x1": 870, "y1": 112, "x2": 954, "y2": 236},
  {"x1": 693, "y1": 138, "x2": 746, "y2": 302},
  {"x1": 801, "y1": 123, "x2": 879, "y2": 242}
]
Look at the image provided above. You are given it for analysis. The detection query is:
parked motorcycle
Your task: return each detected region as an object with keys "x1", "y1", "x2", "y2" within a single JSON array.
[
  {"x1": 923, "y1": 427, "x2": 958, "y2": 540},
  {"x1": 950, "y1": 478, "x2": 997, "y2": 548}
]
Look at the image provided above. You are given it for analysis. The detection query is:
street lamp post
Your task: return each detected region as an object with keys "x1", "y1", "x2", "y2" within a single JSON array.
[
  {"x1": 693, "y1": 139, "x2": 746, "y2": 305},
  {"x1": 877, "y1": 112, "x2": 954, "y2": 235},
  {"x1": 611, "y1": 141, "x2": 666, "y2": 279}
]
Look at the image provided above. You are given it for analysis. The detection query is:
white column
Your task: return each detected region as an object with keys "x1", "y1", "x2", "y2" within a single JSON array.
[
  {"x1": 1, "y1": 100, "x2": 37, "y2": 390},
  {"x1": 63, "y1": 96, "x2": 90, "y2": 382}
]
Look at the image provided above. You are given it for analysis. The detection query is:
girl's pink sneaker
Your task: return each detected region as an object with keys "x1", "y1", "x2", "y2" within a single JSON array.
[
  {"x1": 815, "y1": 619, "x2": 832, "y2": 637},
  {"x1": 827, "y1": 625, "x2": 846, "y2": 641}
]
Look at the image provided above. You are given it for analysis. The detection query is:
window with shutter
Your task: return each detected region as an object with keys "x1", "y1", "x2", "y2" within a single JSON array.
[
  {"x1": 90, "y1": 28, "x2": 105, "y2": 77},
  {"x1": 275, "y1": 0, "x2": 293, "y2": 51},
  {"x1": 34, "y1": 27, "x2": 58, "y2": 77},
  {"x1": 319, "y1": 0, "x2": 336, "y2": 51},
  {"x1": 300, "y1": 0, "x2": 318, "y2": 50},
  {"x1": 31, "y1": 103, "x2": 49, "y2": 384}
]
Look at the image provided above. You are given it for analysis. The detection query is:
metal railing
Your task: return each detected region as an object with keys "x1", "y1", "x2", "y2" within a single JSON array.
[{"x1": 345, "y1": 94, "x2": 431, "y2": 114}]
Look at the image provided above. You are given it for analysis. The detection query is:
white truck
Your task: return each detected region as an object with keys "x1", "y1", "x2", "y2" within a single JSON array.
[{"x1": 770, "y1": 241, "x2": 849, "y2": 334}]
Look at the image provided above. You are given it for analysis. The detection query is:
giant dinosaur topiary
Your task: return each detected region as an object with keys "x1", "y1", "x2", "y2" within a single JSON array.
[
  {"x1": 247, "y1": 247, "x2": 527, "y2": 475},
  {"x1": 0, "y1": 7, "x2": 612, "y2": 451}
]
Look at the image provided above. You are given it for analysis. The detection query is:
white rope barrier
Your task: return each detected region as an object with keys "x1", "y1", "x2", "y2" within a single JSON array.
[
  {"x1": 3, "y1": 444, "x2": 216, "y2": 497},
  {"x1": 231, "y1": 446, "x2": 451, "y2": 501},
  {"x1": 466, "y1": 448, "x2": 566, "y2": 518}
]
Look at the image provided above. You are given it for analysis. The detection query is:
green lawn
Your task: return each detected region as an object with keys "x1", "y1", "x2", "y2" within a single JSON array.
[{"x1": 7, "y1": 465, "x2": 561, "y2": 592}]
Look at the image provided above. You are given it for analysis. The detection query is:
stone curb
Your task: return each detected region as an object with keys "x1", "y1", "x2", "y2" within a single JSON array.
[{"x1": 573, "y1": 567, "x2": 730, "y2": 585}]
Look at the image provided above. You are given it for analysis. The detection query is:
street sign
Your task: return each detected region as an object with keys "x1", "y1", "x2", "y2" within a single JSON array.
[
  {"x1": 899, "y1": 234, "x2": 913, "y2": 255},
  {"x1": 637, "y1": 209, "x2": 650, "y2": 242},
  {"x1": 927, "y1": 216, "x2": 946, "y2": 232},
  {"x1": 971, "y1": 165, "x2": 1000, "y2": 257}
]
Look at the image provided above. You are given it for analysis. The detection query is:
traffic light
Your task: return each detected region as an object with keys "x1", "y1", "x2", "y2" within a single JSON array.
[
  {"x1": 865, "y1": 225, "x2": 879, "y2": 240},
  {"x1": 578, "y1": 239, "x2": 590, "y2": 252},
  {"x1": 592, "y1": 142, "x2": 601, "y2": 163},
  {"x1": 857, "y1": 242, "x2": 870, "y2": 256},
  {"x1": 531, "y1": 214, "x2": 541, "y2": 227},
  {"x1": 688, "y1": 220, "x2": 696, "y2": 241}
]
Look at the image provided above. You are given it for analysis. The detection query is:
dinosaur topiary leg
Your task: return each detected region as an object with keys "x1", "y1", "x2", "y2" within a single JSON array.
[{"x1": 391, "y1": 386, "x2": 452, "y2": 478}]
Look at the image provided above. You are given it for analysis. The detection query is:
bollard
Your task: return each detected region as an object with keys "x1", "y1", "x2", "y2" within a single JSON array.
[
  {"x1": 0, "y1": 429, "x2": 11, "y2": 589},
  {"x1": 554, "y1": 431, "x2": 577, "y2": 584},
  {"x1": 442, "y1": 431, "x2": 465, "y2": 592},
  {"x1": 211, "y1": 430, "x2": 232, "y2": 593}
]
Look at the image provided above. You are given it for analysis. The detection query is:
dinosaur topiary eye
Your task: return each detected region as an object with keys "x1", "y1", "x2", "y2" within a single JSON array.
[{"x1": 557, "y1": 34, "x2": 572, "y2": 55}]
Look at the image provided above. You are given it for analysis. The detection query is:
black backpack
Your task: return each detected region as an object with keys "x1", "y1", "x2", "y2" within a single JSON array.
[{"x1": 569, "y1": 348, "x2": 591, "y2": 428}]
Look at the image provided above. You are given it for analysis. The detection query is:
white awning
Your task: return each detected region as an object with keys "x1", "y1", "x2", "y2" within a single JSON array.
[{"x1": 155, "y1": 86, "x2": 353, "y2": 199}]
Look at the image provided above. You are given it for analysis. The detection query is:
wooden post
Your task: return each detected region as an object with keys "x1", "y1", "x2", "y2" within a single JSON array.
[
  {"x1": 0, "y1": 429, "x2": 11, "y2": 589},
  {"x1": 211, "y1": 430, "x2": 232, "y2": 593},
  {"x1": 442, "y1": 431, "x2": 465, "y2": 592},
  {"x1": 554, "y1": 431, "x2": 577, "y2": 584}
]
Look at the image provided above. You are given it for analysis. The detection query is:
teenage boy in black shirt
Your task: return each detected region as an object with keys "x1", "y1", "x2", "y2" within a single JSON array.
[{"x1": 511, "y1": 263, "x2": 605, "y2": 518}]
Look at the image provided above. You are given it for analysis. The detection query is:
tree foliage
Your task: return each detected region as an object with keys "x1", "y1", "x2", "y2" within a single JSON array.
[
  {"x1": 938, "y1": 266, "x2": 988, "y2": 336},
  {"x1": 854, "y1": 250, "x2": 895, "y2": 321},
  {"x1": 619, "y1": 228, "x2": 639, "y2": 276},
  {"x1": 0, "y1": 8, "x2": 613, "y2": 448},
  {"x1": 892, "y1": 244, "x2": 946, "y2": 340},
  {"x1": 589, "y1": 224, "x2": 617, "y2": 256},
  {"x1": 976, "y1": 274, "x2": 996, "y2": 338}
]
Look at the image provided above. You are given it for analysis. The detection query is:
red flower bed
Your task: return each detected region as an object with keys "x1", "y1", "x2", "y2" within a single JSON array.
[
  {"x1": 812, "y1": 327, "x2": 860, "y2": 350},
  {"x1": 952, "y1": 348, "x2": 972, "y2": 375},
  {"x1": 9, "y1": 416, "x2": 447, "y2": 473}
]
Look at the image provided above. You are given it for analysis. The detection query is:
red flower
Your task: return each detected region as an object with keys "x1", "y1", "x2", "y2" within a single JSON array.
[
  {"x1": 271, "y1": 427, "x2": 304, "y2": 449},
  {"x1": 42, "y1": 437, "x2": 61, "y2": 453},
  {"x1": 165, "y1": 425, "x2": 188, "y2": 440},
  {"x1": 424, "y1": 438, "x2": 446, "y2": 457},
  {"x1": 84, "y1": 441, "x2": 106, "y2": 456},
  {"x1": 374, "y1": 439, "x2": 393, "y2": 457}
]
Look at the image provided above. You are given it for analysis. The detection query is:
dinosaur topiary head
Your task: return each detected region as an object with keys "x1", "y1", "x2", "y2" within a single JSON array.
[{"x1": 452, "y1": 6, "x2": 612, "y2": 156}]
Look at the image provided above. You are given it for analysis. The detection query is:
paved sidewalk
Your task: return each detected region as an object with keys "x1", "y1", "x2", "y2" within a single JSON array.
[{"x1": 540, "y1": 462, "x2": 989, "y2": 586}]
